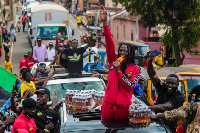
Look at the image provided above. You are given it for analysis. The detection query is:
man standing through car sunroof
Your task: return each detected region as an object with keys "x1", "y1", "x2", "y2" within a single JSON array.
[{"x1": 55, "y1": 35, "x2": 94, "y2": 78}]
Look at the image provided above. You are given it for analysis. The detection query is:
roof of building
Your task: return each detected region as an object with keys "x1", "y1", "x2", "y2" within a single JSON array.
[
  {"x1": 112, "y1": 9, "x2": 141, "y2": 22},
  {"x1": 31, "y1": 4, "x2": 68, "y2": 12}
]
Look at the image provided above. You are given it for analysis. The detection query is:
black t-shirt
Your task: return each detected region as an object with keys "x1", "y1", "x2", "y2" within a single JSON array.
[
  {"x1": 190, "y1": 85, "x2": 200, "y2": 102},
  {"x1": 154, "y1": 80, "x2": 185, "y2": 132},
  {"x1": 154, "y1": 79, "x2": 185, "y2": 109},
  {"x1": 63, "y1": 47, "x2": 85, "y2": 73},
  {"x1": 34, "y1": 106, "x2": 60, "y2": 133}
]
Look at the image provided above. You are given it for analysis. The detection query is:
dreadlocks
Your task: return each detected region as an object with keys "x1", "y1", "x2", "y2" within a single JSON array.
[
  {"x1": 117, "y1": 43, "x2": 136, "y2": 73},
  {"x1": 117, "y1": 43, "x2": 135, "y2": 65}
]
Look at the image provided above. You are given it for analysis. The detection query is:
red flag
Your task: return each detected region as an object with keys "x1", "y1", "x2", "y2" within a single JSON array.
[{"x1": 172, "y1": 10, "x2": 175, "y2": 20}]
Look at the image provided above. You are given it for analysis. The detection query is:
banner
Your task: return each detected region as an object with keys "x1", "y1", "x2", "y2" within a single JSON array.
[{"x1": 0, "y1": 66, "x2": 17, "y2": 93}]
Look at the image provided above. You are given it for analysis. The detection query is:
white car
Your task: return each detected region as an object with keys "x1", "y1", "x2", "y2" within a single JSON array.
[{"x1": 46, "y1": 77, "x2": 106, "y2": 101}]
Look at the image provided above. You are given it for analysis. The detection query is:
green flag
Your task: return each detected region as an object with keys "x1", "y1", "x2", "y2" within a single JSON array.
[{"x1": 0, "y1": 66, "x2": 17, "y2": 93}]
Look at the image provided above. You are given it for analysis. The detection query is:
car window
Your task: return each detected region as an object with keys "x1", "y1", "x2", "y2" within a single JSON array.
[{"x1": 46, "y1": 81, "x2": 104, "y2": 100}]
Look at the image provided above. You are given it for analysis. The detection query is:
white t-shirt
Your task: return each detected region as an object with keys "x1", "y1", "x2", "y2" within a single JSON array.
[
  {"x1": 82, "y1": 44, "x2": 98, "y2": 68},
  {"x1": 47, "y1": 48, "x2": 55, "y2": 61}
]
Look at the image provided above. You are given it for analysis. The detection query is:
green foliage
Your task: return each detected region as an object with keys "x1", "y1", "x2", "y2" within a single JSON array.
[{"x1": 114, "y1": 0, "x2": 200, "y2": 66}]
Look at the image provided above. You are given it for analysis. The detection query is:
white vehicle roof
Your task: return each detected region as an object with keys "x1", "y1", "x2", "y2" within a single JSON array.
[
  {"x1": 47, "y1": 77, "x2": 102, "y2": 85},
  {"x1": 27, "y1": 2, "x2": 40, "y2": 8},
  {"x1": 31, "y1": 4, "x2": 68, "y2": 13},
  {"x1": 37, "y1": 23, "x2": 66, "y2": 27}
]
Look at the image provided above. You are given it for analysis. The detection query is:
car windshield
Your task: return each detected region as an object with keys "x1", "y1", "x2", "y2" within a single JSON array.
[
  {"x1": 182, "y1": 75, "x2": 200, "y2": 92},
  {"x1": 46, "y1": 81, "x2": 104, "y2": 100},
  {"x1": 139, "y1": 46, "x2": 150, "y2": 56},
  {"x1": 37, "y1": 26, "x2": 68, "y2": 39}
]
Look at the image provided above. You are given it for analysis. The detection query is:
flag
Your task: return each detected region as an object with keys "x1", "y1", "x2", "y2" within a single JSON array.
[
  {"x1": 172, "y1": 10, "x2": 175, "y2": 20},
  {"x1": 0, "y1": 66, "x2": 17, "y2": 93}
]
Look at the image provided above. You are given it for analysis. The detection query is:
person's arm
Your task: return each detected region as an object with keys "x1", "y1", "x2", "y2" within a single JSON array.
[
  {"x1": 151, "y1": 103, "x2": 195, "y2": 121},
  {"x1": 33, "y1": 47, "x2": 38, "y2": 62},
  {"x1": 83, "y1": 50, "x2": 94, "y2": 58},
  {"x1": 143, "y1": 93, "x2": 154, "y2": 106},
  {"x1": 92, "y1": 69, "x2": 109, "y2": 74},
  {"x1": 115, "y1": 63, "x2": 141, "y2": 92},
  {"x1": 100, "y1": 5, "x2": 117, "y2": 64},
  {"x1": 34, "y1": 67, "x2": 40, "y2": 78},
  {"x1": 10, "y1": 89, "x2": 21, "y2": 113},
  {"x1": 149, "y1": 102, "x2": 174, "y2": 112},
  {"x1": 10, "y1": 63, "x2": 13, "y2": 73},
  {"x1": 55, "y1": 35, "x2": 64, "y2": 53},
  {"x1": 44, "y1": 45, "x2": 48, "y2": 61},
  {"x1": 147, "y1": 56, "x2": 160, "y2": 85}
]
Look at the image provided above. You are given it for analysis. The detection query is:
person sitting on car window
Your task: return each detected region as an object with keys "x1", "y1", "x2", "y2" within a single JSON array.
[
  {"x1": 33, "y1": 63, "x2": 53, "y2": 78},
  {"x1": 147, "y1": 54, "x2": 185, "y2": 132},
  {"x1": 11, "y1": 87, "x2": 60, "y2": 133},
  {"x1": 55, "y1": 35, "x2": 94, "y2": 78}
]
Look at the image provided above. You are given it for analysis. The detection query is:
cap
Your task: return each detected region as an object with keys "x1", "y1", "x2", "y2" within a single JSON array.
[
  {"x1": 58, "y1": 43, "x2": 63, "y2": 47},
  {"x1": 49, "y1": 42, "x2": 53, "y2": 45},
  {"x1": 35, "y1": 87, "x2": 51, "y2": 101},
  {"x1": 37, "y1": 38, "x2": 42, "y2": 41},
  {"x1": 22, "y1": 98, "x2": 37, "y2": 108},
  {"x1": 133, "y1": 83, "x2": 143, "y2": 94},
  {"x1": 39, "y1": 63, "x2": 46, "y2": 67},
  {"x1": 60, "y1": 38, "x2": 64, "y2": 41}
]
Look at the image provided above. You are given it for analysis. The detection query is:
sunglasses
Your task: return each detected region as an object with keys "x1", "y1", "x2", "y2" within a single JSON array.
[{"x1": 26, "y1": 73, "x2": 32, "y2": 76}]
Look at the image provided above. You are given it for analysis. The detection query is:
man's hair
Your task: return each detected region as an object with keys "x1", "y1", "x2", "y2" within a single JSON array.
[
  {"x1": 117, "y1": 43, "x2": 135, "y2": 64},
  {"x1": 22, "y1": 70, "x2": 29, "y2": 81},
  {"x1": 167, "y1": 74, "x2": 179, "y2": 82},
  {"x1": 27, "y1": 51, "x2": 32, "y2": 54}
]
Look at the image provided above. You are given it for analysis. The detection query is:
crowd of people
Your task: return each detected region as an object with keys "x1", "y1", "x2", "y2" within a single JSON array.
[{"x1": 1, "y1": 2, "x2": 200, "y2": 133}]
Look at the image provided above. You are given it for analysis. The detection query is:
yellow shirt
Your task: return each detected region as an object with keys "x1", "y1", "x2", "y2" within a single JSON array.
[
  {"x1": 4, "y1": 61, "x2": 12, "y2": 72},
  {"x1": 155, "y1": 56, "x2": 162, "y2": 69},
  {"x1": 77, "y1": 16, "x2": 81, "y2": 23},
  {"x1": 20, "y1": 81, "x2": 36, "y2": 97}
]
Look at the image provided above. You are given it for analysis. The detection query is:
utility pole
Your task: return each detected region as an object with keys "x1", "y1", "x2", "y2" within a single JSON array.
[
  {"x1": 9, "y1": 0, "x2": 13, "y2": 20},
  {"x1": 135, "y1": 15, "x2": 138, "y2": 42}
]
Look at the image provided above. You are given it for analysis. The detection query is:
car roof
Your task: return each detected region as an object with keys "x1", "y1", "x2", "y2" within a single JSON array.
[
  {"x1": 47, "y1": 77, "x2": 101, "y2": 85},
  {"x1": 31, "y1": 4, "x2": 68, "y2": 12},
  {"x1": 121, "y1": 40, "x2": 149, "y2": 47}
]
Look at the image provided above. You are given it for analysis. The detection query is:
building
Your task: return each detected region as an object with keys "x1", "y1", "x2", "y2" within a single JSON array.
[{"x1": 110, "y1": 10, "x2": 162, "y2": 51}]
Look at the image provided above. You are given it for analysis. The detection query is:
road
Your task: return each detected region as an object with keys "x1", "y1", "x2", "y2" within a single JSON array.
[{"x1": 0, "y1": 3, "x2": 89, "y2": 75}]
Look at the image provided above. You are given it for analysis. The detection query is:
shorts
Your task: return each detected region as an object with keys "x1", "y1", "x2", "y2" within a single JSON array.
[{"x1": 10, "y1": 37, "x2": 14, "y2": 42}]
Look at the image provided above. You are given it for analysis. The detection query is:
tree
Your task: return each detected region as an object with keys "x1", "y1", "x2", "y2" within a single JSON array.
[{"x1": 114, "y1": 0, "x2": 200, "y2": 66}]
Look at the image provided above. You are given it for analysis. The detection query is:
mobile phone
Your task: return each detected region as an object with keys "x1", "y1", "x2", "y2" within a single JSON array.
[
  {"x1": 13, "y1": 84, "x2": 18, "y2": 92},
  {"x1": 9, "y1": 111, "x2": 14, "y2": 116}
]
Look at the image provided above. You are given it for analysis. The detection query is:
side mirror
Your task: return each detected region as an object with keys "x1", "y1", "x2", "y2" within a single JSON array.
[
  {"x1": 31, "y1": 36, "x2": 34, "y2": 39},
  {"x1": 72, "y1": 29, "x2": 74, "y2": 36}
]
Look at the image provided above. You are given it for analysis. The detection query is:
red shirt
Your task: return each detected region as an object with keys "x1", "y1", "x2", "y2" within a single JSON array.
[
  {"x1": 20, "y1": 58, "x2": 27, "y2": 68},
  {"x1": 103, "y1": 25, "x2": 141, "y2": 108},
  {"x1": 11, "y1": 112, "x2": 38, "y2": 133},
  {"x1": 26, "y1": 58, "x2": 35, "y2": 70},
  {"x1": 22, "y1": 16, "x2": 27, "y2": 23}
]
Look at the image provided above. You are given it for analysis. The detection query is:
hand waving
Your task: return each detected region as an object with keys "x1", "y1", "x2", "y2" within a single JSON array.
[{"x1": 100, "y1": 5, "x2": 107, "y2": 24}]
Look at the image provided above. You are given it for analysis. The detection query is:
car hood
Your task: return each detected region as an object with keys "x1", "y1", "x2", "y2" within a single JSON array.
[{"x1": 62, "y1": 111, "x2": 170, "y2": 133}]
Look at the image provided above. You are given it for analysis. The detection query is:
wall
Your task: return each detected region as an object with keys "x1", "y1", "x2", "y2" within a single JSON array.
[
  {"x1": 111, "y1": 18, "x2": 136, "y2": 43},
  {"x1": 105, "y1": 0, "x2": 122, "y2": 8}
]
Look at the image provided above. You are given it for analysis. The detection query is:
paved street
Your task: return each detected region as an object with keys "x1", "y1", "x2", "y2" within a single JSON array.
[{"x1": 0, "y1": 2, "x2": 90, "y2": 75}]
